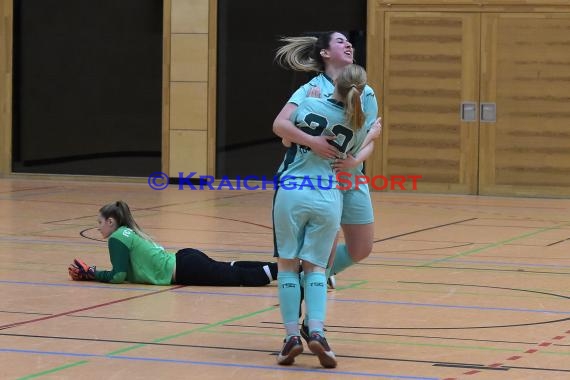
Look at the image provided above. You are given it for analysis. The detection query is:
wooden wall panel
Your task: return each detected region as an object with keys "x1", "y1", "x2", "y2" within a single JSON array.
[
  {"x1": 369, "y1": 1, "x2": 570, "y2": 196},
  {"x1": 166, "y1": 0, "x2": 211, "y2": 177},
  {"x1": 170, "y1": 82, "x2": 207, "y2": 130},
  {"x1": 0, "y1": 0, "x2": 13, "y2": 176},
  {"x1": 172, "y1": 0, "x2": 208, "y2": 33},
  {"x1": 162, "y1": 0, "x2": 172, "y2": 177},
  {"x1": 374, "y1": 0, "x2": 570, "y2": 8},
  {"x1": 170, "y1": 34, "x2": 208, "y2": 82},
  {"x1": 169, "y1": 130, "x2": 207, "y2": 175},
  {"x1": 479, "y1": 13, "x2": 570, "y2": 196},
  {"x1": 365, "y1": 1, "x2": 384, "y2": 177},
  {"x1": 378, "y1": 12, "x2": 480, "y2": 194},
  {"x1": 206, "y1": 0, "x2": 216, "y2": 176}
]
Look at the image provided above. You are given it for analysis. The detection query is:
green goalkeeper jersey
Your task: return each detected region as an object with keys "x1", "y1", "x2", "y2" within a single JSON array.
[{"x1": 94, "y1": 226, "x2": 176, "y2": 285}]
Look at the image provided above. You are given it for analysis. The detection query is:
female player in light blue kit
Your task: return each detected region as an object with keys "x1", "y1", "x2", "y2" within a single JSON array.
[
  {"x1": 274, "y1": 31, "x2": 381, "y2": 282},
  {"x1": 272, "y1": 64, "x2": 369, "y2": 368}
]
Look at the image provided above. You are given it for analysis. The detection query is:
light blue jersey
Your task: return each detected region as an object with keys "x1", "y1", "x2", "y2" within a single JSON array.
[
  {"x1": 287, "y1": 73, "x2": 378, "y2": 225},
  {"x1": 288, "y1": 73, "x2": 378, "y2": 157},
  {"x1": 276, "y1": 97, "x2": 367, "y2": 187},
  {"x1": 274, "y1": 96, "x2": 367, "y2": 267}
]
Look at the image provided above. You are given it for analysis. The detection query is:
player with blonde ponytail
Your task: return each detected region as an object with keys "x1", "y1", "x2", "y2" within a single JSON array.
[
  {"x1": 273, "y1": 63, "x2": 370, "y2": 369},
  {"x1": 335, "y1": 64, "x2": 366, "y2": 132},
  {"x1": 274, "y1": 32, "x2": 380, "y2": 279},
  {"x1": 273, "y1": 32, "x2": 381, "y2": 350}
]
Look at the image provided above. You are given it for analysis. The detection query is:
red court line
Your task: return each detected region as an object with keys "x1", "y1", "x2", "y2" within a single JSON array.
[
  {"x1": 458, "y1": 329, "x2": 570, "y2": 377},
  {"x1": 0, "y1": 285, "x2": 186, "y2": 331}
]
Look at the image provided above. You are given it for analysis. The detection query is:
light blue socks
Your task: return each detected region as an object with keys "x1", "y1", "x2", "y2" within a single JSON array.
[
  {"x1": 278, "y1": 271, "x2": 301, "y2": 337},
  {"x1": 304, "y1": 271, "x2": 327, "y2": 334},
  {"x1": 329, "y1": 244, "x2": 354, "y2": 276}
]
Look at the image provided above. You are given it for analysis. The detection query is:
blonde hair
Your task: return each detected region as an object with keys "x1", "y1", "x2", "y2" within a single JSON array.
[
  {"x1": 99, "y1": 200, "x2": 153, "y2": 241},
  {"x1": 275, "y1": 32, "x2": 339, "y2": 73},
  {"x1": 335, "y1": 64, "x2": 367, "y2": 131}
]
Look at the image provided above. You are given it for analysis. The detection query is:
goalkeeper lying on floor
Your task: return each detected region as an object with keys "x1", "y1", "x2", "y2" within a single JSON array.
[{"x1": 69, "y1": 200, "x2": 277, "y2": 286}]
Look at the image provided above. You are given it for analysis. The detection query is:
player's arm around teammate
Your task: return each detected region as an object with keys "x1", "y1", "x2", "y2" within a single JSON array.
[
  {"x1": 273, "y1": 31, "x2": 382, "y2": 280},
  {"x1": 273, "y1": 64, "x2": 369, "y2": 369}
]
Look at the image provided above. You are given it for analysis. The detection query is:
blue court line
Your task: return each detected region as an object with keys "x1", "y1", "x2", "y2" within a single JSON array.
[
  {"x1": 173, "y1": 289, "x2": 277, "y2": 298},
  {"x1": 2, "y1": 277, "x2": 568, "y2": 316},
  {"x1": 2, "y1": 279, "x2": 568, "y2": 315},
  {"x1": 333, "y1": 299, "x2": 570, "y2": 315},
  {"x1": 1, "y1": 348, "x2": 438, "y2": 379},
  {"x1": 449, "y1": 259, "x2": 570, "y2": 268},
  {"x1": 170, "y1": 290, "x2": 570, "y2": 316},
  {"x1": 365, "y1": 256, "x2": 570, "y2": 269},
  {"x1": 211, "y1": 248, "x2": 570, "y2": 270}
]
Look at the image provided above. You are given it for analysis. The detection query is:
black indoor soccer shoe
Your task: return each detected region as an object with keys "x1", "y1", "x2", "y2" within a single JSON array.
[
  {"x1": 307, "y1": 332, "x2": 337, "y2": 368},
  {"x1": 276, "y1": 335, "x2": 304, "y2": 365}
]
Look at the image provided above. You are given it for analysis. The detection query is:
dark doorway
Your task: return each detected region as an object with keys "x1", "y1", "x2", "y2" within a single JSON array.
[
  {"x1": 12, "y1": 0, "x2": 163, "y2": 176},
  {"x1": 216, "y1": 0, "x2": 367, "y2": 178}
]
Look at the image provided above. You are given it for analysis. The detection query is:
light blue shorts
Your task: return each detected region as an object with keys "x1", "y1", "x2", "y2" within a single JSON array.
[
  {"x1": 341, "y1": 183, "x2": 374, "y2": 225},
  {"x1": 273, "y1": 187, "x2": 342, "y2": 268}
]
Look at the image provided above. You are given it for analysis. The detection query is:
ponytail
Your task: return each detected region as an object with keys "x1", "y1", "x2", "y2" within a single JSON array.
[
  {"x1": 275, "y1": 32, "x2": 337, "y2": 73},
  {"x1": 99, "y1": 200, "x2": 153, "y2": 241},
  {"x1": 346, "y1": 86, "x2": 365, "y2": 131},
  {"x1": 335, "y1": 64, "x2": 367, "y2": 131}
]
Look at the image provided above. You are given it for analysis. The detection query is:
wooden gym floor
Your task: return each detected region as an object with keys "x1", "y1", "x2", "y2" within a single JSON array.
[{"x1": 1, "y1": 177, "x2": 569, "y2": 379}]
